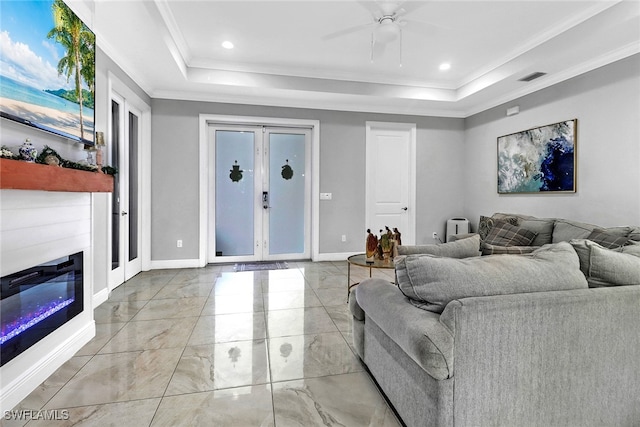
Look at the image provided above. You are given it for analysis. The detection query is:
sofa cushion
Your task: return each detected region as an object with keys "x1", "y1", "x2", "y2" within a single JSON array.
[
  {"x1": 570, "y1": 239, "x2": 640, "y2": 287},
  {"x1": 396, "y1": 242, "x2": 588, "y2": 313},
  {"x1": 628, "y1": 227, "x2": 640, "y2": 242},
  {"x1": 477, "y1": 215, "x2": 517, "y2": 241},
  {"x1": 552, "y1": 219, "x2": 598, "y2": 242},
  {"x1": 590, "y1": 244, "x2": 640, "y2": 287},
  {"x1": 519, "y1": 218, "x2": 554, "y2": 246},
  {"x1": 481, "y1": 243, "x2": 540, "y2": 256},
  {"x1": 483, "y1": 221, "x2": 537, "y2": 247},
  {"x1": 397, "y1": 234, "x2": 480, "y2": 258},
  {"x1": 587, "y1": 228, "x2": 629, "y2": 249}
]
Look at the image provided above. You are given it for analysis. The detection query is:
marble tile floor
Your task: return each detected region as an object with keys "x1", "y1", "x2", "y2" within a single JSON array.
[{"x1": 3, "y1": 261, "x2": 402, "y2": 427}]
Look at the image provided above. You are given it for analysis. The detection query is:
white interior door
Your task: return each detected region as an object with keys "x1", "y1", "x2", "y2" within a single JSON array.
[
  {"x1": 109, "y1": 94, "x2": 142, "y2": 289},
  {"x1": 208, "y1": 125, "x2": 311, "y2": 263},
  {"x1": 365, "y1": 122, "x2": 416, "y2": 245}
]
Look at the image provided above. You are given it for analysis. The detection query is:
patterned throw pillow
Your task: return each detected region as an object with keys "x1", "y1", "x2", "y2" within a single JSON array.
[
  {"x1": 477, "y1": 215, "x2": 518, "y2": 241},
  {"x1": 587, "y1": 229, "x2": 629, "y2": 249},
  {"x1": 483, "y1": 220, "x2": 537, "y2": 247}
]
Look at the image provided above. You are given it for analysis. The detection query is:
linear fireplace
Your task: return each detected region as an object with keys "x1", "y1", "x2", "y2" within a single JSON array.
[{"x1": 1, "y1": 252, "x2": 84, "y2": 367}]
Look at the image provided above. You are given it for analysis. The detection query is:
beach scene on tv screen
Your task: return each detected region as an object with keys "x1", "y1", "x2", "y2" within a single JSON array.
[{"x1": 0, "y1": 0, "x2": 95, "y2": 143}]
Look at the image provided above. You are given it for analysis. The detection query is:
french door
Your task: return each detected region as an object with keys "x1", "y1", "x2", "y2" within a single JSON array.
[
  {"x1": 208, "y1": 125, "x2": 311, "y2": 263},
  {"x1": 109, "y1": 93, "x2": 142, "y2": 288}
]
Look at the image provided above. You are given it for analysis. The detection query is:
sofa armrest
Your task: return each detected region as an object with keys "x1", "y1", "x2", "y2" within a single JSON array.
[
  {"x1": 355, "y1": 279, "x2": 454, "y2": 380},
  {"x1": 439, "y1": 286, "x2": 640, "y2": 424}
]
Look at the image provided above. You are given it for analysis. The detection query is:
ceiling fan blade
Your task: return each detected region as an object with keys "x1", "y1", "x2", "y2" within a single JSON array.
[
  {"x1": 401, "y1": 18, "x2": 451, "y2": 34},
  {"x1": 394, "y1": 1, "x2": 429, "y2": 18},
  {"x1": 322, "y1": 22, "x2": 375, "y2": 41}
]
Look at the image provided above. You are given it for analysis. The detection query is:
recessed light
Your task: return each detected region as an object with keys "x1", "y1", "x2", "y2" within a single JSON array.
[
  {"x1": 222, "y1": 41, "x2": 234, "y2": 49},
  {"x1": 439, "y1": 63, "x2": 451, "y2": 71}
]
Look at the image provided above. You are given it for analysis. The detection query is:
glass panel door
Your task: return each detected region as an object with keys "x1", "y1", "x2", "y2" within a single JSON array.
[
  {"x1": 110, "y1": 94, "x2": 142, "y2": 289},
  {"x1": 266, "y1": 130, "x2": 309, "y2": 257},
  {"x1": 214, "y1": 129, "x2": 256, "y2": 258},
  {"x1": 111, "y1": 100, "x2": 121, "y2": 272},
  {"x1": 128, "y1": 112, "x2": 139, "y2": 262},
  {"x1": 209, "y1": 125, "x2": 310, "y2": 263}
]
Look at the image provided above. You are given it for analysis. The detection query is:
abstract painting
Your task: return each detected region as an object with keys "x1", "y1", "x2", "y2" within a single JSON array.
[{"x1": 497, "y1": 119, "x2": 577, "y2": 194}]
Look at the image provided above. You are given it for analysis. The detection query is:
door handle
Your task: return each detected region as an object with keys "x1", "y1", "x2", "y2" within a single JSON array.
[
  {"x1": 401, "y1": 207, "x2": 408, "y2": 211},
  {"x1": 121, "y1": 211, "x2": 128, "y2": 216},
  {"x1": 262, "y1": 191, "x2": 269, "y2": 209}
]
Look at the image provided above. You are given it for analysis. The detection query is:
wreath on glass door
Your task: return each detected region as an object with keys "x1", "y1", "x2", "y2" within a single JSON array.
[
  {"x1": 281, "y1": 159, "x2": 293, "y2": 180},
  {"x1": 229, "y1": 160, "x2": 243, "y2": 182}
]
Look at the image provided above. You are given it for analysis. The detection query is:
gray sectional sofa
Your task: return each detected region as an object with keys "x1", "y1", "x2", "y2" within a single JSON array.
[{"x1": 350, "y1": 213, "x2": 640, "y2": 427}]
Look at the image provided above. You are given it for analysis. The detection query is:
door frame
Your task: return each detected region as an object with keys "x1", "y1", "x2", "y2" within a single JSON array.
[
  {"x1": 365, "y1": 121, "x2": 417, "y2": 246},
  {"x1": 199, "y1": 114, "x2": 320, "y2": 265},
  {"x1": 107, "y1": 72, "x2": 151, "y2": 290}
]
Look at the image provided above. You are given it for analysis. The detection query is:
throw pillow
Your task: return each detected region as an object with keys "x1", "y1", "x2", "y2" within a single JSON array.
[
  {"x1": 589, "y1": 244, "x2": 640, "y2": 287},
  {"x1": 552, "y1": 219, "x2": 597, "y2": 242},
  {"x1": 587, "y1": 228, "x2": 629, "y2": 249},
  {"x1": 519, "y1": 218, "x2": 554, "y2": 246},
  {"x1": 570, "y1": 239, "x2": 640, "y2": 287},
  {"x1": 483, "y1": 220, "x2": 537, "y2": 247},
  {"x1": 477, "y1": 215, "x2": 517, "y2": 241},
  {"x1": 396, "y1": 234, "x2": 481, "y2": 258},
  {"x1": 395, "y1": 242, "x2": 588, "y2": 314},
  {"x1": 481, "y1": 243, "x2": 540, "y2": 256}
]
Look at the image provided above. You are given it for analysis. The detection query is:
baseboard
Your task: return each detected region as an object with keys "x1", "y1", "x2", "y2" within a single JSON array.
[
  {"x1": 0, "y1": 321, "x2": 95, "y2": 413},
  {"x1": 314, "y1": 252, "x2": 360, "y2": 262},
  {"x1": 149, "y1": 258, "x2": 203, "y2": 270},
  {"x1": 92, "y1": 287, "x2": 109, "y2": 307}
]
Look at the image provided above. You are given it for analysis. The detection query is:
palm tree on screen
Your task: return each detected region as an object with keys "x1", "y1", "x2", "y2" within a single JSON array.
[{"x1": 47, "y1": 0, "x2": 95, "y2": 141}]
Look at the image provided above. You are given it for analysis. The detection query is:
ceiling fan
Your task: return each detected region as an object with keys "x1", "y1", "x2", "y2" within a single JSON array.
[{"x1": 322, "y1": 1, "x2": 437, "y2": 63}]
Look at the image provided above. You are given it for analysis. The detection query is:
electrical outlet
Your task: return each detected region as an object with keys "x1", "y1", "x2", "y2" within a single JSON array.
[
  {"x1": 432, "y1": 232, "x2": 438, "y2": 240},
  {"x1": 341, "y1": 235, "x2": 347, "y2": 242},
  {"x1": 177, "y1": 240, "x2": 183, "y2": 248}
]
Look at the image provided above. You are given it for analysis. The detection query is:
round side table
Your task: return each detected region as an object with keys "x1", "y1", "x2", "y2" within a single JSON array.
[{"x1": 347, "y1": 254, "x2": 395, "y2": 302}]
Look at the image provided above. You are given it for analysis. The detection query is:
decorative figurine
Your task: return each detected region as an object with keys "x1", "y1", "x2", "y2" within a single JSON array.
[
  {"x1": 379, "y1": 228, "x2": 392, "y2": 260},
  {"x1": 392, "y1": 227, "x2": 402, "y2": 246},
  {"x1": 366, "y1": 229, "x2": 378, "y2": 259}
]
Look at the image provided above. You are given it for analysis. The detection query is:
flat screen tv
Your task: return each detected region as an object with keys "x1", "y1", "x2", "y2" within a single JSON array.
[{"x1": 0, "y1": 0, "x2": 95, "y2": 145}]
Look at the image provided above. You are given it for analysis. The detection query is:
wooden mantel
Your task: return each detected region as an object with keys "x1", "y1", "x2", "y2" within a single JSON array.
[{"x1": 0, "y1": 158, "x2": 113, "y2": 192}]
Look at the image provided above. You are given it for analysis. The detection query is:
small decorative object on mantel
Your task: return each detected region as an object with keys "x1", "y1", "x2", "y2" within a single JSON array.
[
  {"x1": 1, "y1": 146, "x2": 17, "y2": 159},
  {"x1": 95, "y1": 131, "x2": 105, "y2": 172},
  {"x1": 366, "y1": 229, "x2": 378, "y2": 260},
  {"x1": 19, "y1": 138, "x2": 37, "y2": 162},
  {"x1": 33, "y1": 145, "x2": 117, "y2": 175}
]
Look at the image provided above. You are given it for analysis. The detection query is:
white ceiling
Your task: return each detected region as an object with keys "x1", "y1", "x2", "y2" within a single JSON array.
[{"x1": 77, "y1": 0, "x2": 639, "y2": 117}]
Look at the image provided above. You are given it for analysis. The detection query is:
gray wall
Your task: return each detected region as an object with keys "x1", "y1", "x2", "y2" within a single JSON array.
[
  {"x1": 150, "y1": 100, "x2": 465, "y2": 261},
  {"x1": 463, "y1": 54, "x2": 640, "y2": 229}
]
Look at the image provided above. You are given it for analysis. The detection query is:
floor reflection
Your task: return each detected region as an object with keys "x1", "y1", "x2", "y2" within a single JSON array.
[{"x1": 10, "y1": 261, "x2": 402, "y2": 427}]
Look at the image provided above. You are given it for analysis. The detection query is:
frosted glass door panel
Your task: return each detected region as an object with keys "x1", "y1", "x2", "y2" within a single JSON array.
[
  {"x1": 215, "y1": 131, "x2": 255, "y2": 257},
  {"x1": 268, "y1": 133, "x2": 305, "y2": 255}
]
